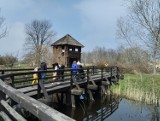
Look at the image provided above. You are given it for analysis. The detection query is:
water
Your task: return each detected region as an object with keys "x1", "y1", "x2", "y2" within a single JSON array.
[{"x1": 54, "y1": 94, "x2": 160, "y2": 121}]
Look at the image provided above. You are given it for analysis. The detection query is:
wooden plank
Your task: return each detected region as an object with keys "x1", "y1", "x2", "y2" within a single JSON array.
[
  {"x1": 71, "y1": 88, "x2": 84, "y2": 95},
  {"x1": 0, "y1": 111, "x2": 12, "y2": 121},
  {"x1": 1, "y1": 100, "x2": 27, "y2": 121},
  {"x1": 0, "y1": 79, "x2": 75, "y2": 121},
  {"x1": 18, "y1": 81, "x2": 70, "y2": 94},
  {"x1": 87, "y1": 85, "x2": 98, "y2": 90},
  {"x1": 102, "y1": 81, "x2": 110, "y2": 86},
  {"x1": 89, "y1": 75, "x2": 97, "y2": 86},
  {"x1": 17, "y1": 74, "x2": 114, "y2": 97},
  {"x1": 72, "y1": 77, "x2": 80, "y2": 90}
]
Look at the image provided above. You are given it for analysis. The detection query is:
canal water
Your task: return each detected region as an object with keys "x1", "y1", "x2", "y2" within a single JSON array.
[{"x1": 54, "y1": 93, "x2": 160, "y2": 121}]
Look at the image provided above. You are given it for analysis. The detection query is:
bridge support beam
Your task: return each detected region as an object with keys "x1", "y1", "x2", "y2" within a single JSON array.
[{"x1": 71, "y1": 94, "x2": 75, "y2": 108}]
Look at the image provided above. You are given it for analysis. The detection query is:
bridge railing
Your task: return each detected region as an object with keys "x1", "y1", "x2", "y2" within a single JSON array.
[
  {"x1": 0, "y1": 66, "x2": 120, "y2": 98},
  {"x1": 0, "y1": 66, "x2": 120, "y2": 89},
  {"x1": 0, "y1": 78, "x2": 75, "y2": 121},
  {"x1": 0, "y1": 66, "x2": 121, "y2": 121}
]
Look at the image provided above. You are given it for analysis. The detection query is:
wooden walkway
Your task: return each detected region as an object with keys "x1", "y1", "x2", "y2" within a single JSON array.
[{"x1": 0, "y1": 66, "x2": 122, "y2": 121}]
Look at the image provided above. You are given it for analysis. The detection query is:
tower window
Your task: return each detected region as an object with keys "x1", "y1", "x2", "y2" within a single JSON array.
[{"x1": 75, "y1": 48, "x2": 78, "y2": 52}]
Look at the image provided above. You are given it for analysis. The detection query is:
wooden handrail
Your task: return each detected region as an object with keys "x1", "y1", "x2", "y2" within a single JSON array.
[
  {"x1": 0, "y1": 66, "x2": 119, "y2": 88},
  {"x1": 0, "y1": 79, "x2": 75, "y2": 121}
]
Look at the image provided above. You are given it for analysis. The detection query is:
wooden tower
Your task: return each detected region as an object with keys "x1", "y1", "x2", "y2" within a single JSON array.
[{"x1": 51, "y1": 34, "x2": 84, "y2": 67}]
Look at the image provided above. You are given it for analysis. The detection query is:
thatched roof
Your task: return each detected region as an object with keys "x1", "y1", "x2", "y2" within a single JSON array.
[{"x1": 51, "y1": 34, "x2": 84, "y2": 47}]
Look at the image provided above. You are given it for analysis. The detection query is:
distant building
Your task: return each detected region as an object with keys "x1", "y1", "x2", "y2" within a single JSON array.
[{"x1": 51, "y1": 34, "x2": 84, "y2": 67}]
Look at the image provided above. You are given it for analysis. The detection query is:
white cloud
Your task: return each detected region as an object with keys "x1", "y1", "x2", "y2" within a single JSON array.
[
  {"x1": 0, "y1": 0, "x2": 127, "y2": 56},
  {"x1": 75, "y1": 0, "x2": 126, "y2": 50}
]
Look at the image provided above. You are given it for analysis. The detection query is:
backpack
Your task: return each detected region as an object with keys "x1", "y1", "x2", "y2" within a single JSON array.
[{"x1": 40, "y1": 62, "x2": 47, "y2": 70}]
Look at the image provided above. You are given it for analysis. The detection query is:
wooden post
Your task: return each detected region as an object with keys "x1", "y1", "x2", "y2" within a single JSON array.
[
  {"x1": 117, "y1": 67, "x2": 119, "y2": 80},
  {"x1": 10, "y1": 75, "x2": 15, "y2": 88},
  {"x1": 39, "y1": 80, "x2": 49, "y2": 99},
  {"x1": 65, "y1": 90, "x2": 71, "y2": 106},
  {"x1": 110, "y1": 67, "x2": 112, "y2": 84},
  {"x1": 101, "y1": 67, "x2": 103, "y2": 81},
  {"x1": 70, "y1": 70, "x2": 73, "y2": 107},
  {"x1": 2, "y1": 70, "x2": 4, "y2": 75},
  {"x1": 8, "y1": 75, "x2": 16, "y2": 107},
  {"x1": 37, "y1": 72, "x2": 41, "y2": 98},
  {"x1": 71, "y1": 94, "x2": 75, "y2": 108},
  {"x1": 0, "y1": 91, "x2": 5, "y2": 111},
  {"x1": 70, "y1": 70, "x2": 73, "y2": 89},
  {"x1": 92, "y1": 66, "x2": 94, "y2": 75},
  {"x1": 0, "y1": 81, "x2": 7, "y2": 119},
  {"x1": 87, "y1": 68, "x2": 89, "y2": 85}
]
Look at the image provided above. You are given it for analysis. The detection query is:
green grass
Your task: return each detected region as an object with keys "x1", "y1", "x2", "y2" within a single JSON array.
[{"x1": 111, "y1": 73, "x2": 160, "y2": 105}]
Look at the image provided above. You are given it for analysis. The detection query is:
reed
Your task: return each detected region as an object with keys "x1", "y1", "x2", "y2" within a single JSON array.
[{"x1": 111, "y1": 73, "x2": 160, "y2": 105}]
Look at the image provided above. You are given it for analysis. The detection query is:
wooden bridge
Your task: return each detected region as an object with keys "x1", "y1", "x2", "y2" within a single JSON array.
[{"x1": 0, "y1": 66, "x2": 122, "y2": 121}]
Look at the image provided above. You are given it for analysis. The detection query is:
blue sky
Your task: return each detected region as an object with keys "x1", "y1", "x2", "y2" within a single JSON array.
[{"x1": 0, "y1": 0, "x2": 126, "y2": 58}]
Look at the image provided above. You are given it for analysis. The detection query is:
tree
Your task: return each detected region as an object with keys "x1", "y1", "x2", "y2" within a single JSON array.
[
  {"x1": 117, "y1": 0, "x2": 160, "y2": 74},
  {"x1": 0, "y1": 9, "x2": 7, "y2": 39},
  {"x1": 25, "y1": 20, "x2": 56, "y2": 66},
  {"x1": 0, "y1": 54, "x2": 18, "y2": 68}
]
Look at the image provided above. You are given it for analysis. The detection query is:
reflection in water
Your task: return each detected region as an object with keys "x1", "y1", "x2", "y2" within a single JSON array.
[
  {"x1": 83, "y1": 94, "x2": 121, "y2": 121},
  {"x1": 54, "y1": 93, "x2": 160, "y2": 121},
  {"x1": 108, "y1": 98, "x2": 160, "y2": 121},
  {"x1": 55, "y1": 94, "x2": 121, "y2": 121}
]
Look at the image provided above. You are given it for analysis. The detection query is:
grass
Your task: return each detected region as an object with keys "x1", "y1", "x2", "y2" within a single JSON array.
[{"x1": 111, "y1": 73, "x2": 160, "y2": 105}]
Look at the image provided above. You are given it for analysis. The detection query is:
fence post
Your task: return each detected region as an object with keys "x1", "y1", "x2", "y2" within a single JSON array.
[
  {"x1": 87, "y1": 68, "x2": 89, "y2": 84},
  {"x1": 92, "y1": 66, "x2": 94, "y2": 75},
  {"x1": 116, "y1": 67, "x2": 119, "y2": 79},
  {"x1": 0, "y1": 80, "x2": 6, "y2": 110},
  {"x1": 2, "y1": 70, "x2": 4, "y2": 75},
  {"x1": 101, "y1": 67, "x2": 103, "y2": 81},
  {"x1": 37, "y1": 72, "x2": 41, "y2": 98},
  {"x1": 70, "y1": 70, "x2": 73, "y2": 89},
  {"x1": 0, "y1": 90, "x2": 5, "y2": 111},
  {"x1": 110, "y1": 67, "x2": 112, "y2": 84},
  {"x1": 10, "y1": 75, "x2": 15, "y2": 88}
]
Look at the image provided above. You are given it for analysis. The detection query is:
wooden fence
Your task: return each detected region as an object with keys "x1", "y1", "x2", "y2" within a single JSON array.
[{"x1": 0, "y1": 66, "x2": 121, "y2": 121}]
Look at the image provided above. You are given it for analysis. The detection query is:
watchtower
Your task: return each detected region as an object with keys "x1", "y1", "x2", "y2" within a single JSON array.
[{"x1": 51, "y1": 34, "x2": 84, "y2": 67}]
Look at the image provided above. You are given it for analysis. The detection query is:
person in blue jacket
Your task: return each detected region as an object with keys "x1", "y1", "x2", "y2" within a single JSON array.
[
  {"x1": 40, "y1": 62, "x2": 47, "y2": 82},
  {"x1": 71, "y1": 61, "x2": 78, "y2": 79}
]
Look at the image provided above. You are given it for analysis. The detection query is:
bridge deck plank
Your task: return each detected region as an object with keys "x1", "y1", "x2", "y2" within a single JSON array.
[{"x1": 17, "y1": 73, "x2": 113, "y2": 97}]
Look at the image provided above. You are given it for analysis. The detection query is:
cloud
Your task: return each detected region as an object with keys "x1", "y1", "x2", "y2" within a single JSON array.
[
  {"x1": 75, "y1": 0, "x2": 126, "y2": 50},
  {"x1": 0, "y1": 0, "x2": 127, "y2": 57}
]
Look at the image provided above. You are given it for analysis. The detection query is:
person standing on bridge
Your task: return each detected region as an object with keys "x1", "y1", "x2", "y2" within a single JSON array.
[
  {"x1": 52, "y1": 63, "x2": 59, "y2": 80},
  {"x1": 32, "y1": 67, "x2": 39, "y2": 85},
  {"x1": 40, "y1": 62, "x2": 47, "y2": 82},
  {"x1": 72, "y1": 61, "x2": 78, "y2": 80}
]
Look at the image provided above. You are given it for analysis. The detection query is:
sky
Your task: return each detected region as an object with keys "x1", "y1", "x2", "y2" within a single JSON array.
[{"x1": 0, "y1": 0, "x2": 126, "y2": 58}]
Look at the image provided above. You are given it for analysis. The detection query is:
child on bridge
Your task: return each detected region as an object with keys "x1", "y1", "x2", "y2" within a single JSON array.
[{"x1": 32, "y1": 67, "x2": 39, "y2": 85}]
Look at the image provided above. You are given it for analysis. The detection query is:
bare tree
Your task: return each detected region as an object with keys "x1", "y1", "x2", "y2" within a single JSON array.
[
  {"x1": 0, "y1": 54, "x2": 18, "y2": 68},
  {"x1": 117, "y1": 0, "x2": 160, "y2": 74},
  {"x1": 0, "y1": 9, "x2": 7, "y2": 39},
  {"x1": 25, "y1": 20, "x2": 56, "y2": 66}
]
